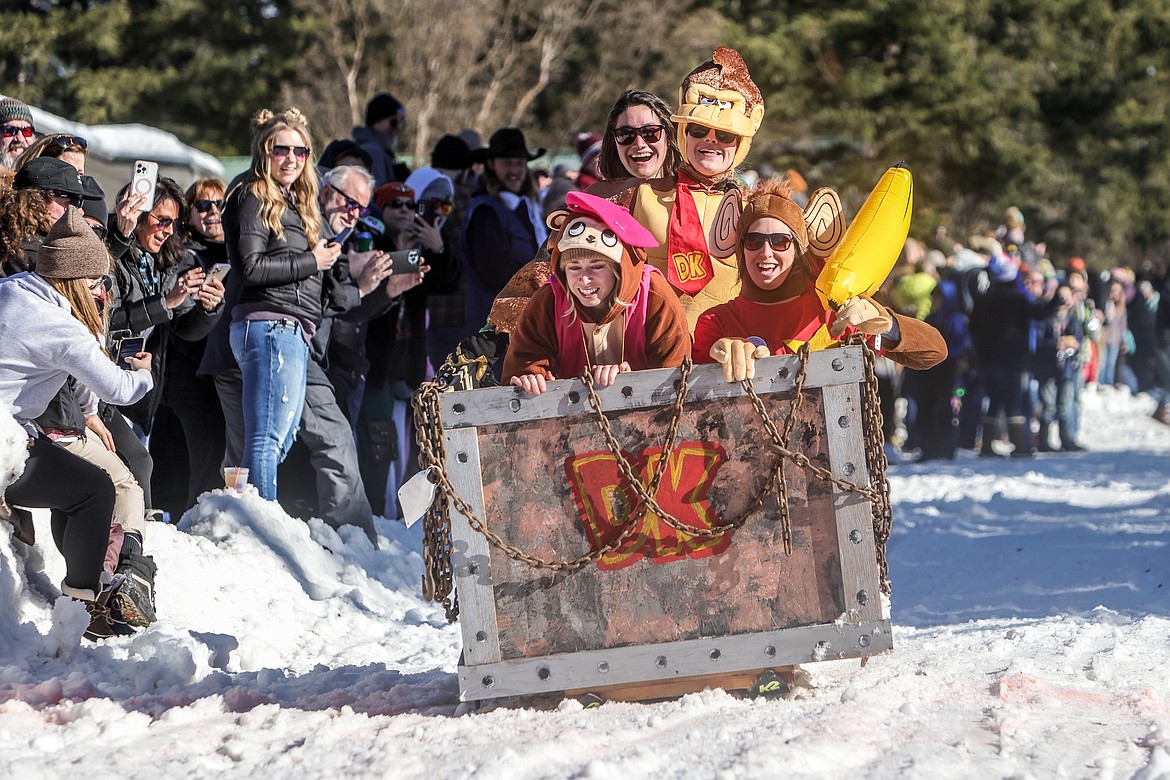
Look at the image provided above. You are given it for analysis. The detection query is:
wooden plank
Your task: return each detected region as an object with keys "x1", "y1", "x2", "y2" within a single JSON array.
[
  {"x1": 458, "y1": 619, "x2": 893, "y2": 701},
  {"x1": 476, "y1": 391, "x2": 844, "y2": 660},
  {"x1": 441, "y1": 347, "x2": 864, "y2": 429},
  {"x1": 820, "y1": 383, "x2": 884, "y2": 623},
  {"x1": 444, "y1": 427, "x2": 502, "y2": 666},
  {"x1": 563, "y1": 668, "x2": 793, "y2": 702}
]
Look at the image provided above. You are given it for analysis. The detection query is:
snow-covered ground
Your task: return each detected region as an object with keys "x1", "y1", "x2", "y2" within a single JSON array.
[{"x1": 2, "y1": 386, "x2": 1168, "y2": 779}]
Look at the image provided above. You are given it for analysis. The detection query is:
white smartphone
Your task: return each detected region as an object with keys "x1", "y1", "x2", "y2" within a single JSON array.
[
  {"x1": 206, "y1": 263, "x2": 231, "y2": 283},
  {"x1": 131, "y1": 160, "x2": 159, "y2": 211}
]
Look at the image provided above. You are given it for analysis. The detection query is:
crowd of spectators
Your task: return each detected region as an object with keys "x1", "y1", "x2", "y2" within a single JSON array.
[{"x1": 1, "y1": 58, "x2": 1167, "y2": 644}]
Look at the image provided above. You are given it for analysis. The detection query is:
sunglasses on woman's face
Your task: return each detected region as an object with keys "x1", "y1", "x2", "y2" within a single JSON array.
[
  {"x1": 685, "y1": 124, "x2": 739, "y2": 144},
  {"x1": 613, "y1": 124, "x2": 665, "y2": 146},
  {"x1": 1, "y1": 124, "x2": 34, "y2": 139},
  {"x1": 742, "y1": 232, "x2": 795, "y2": 252},
  {"x1": 91, "y1": 223, "x2": 108, "y2": 241},
  {"x1": 271, "y1": 144, "x2": 310, "y2": 160},
  {"x1": 150, "y1": 214, "x2": 178, "y2": 231},
  {"x1": 386, "y1": 198, "x2": 416, "y2": 210},
  {"x1": 194, "y1": 198, "x2": 224, "y2": 214},
  {"x1": 49, "y1": 134, "x2": 87, "y2": 151},
  {"x1": 86, "y1": 275, "x2": 112, "y2": 293},
  {"x1": 49, "y1": 190, "x2": 83, "y2": 208}
]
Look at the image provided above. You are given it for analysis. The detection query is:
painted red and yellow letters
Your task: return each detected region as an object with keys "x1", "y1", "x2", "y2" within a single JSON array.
[{"x1": 564, "y1": 442, "x2": 730, "y2": 570}]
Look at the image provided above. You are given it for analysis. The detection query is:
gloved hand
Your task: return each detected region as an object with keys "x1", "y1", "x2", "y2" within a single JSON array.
[
  {"x1": 829, "y1": 294, "x2": 893, "y2": 338},
  {"x1": 710, "y1": 337, "x2": 770, "y2": 382}
]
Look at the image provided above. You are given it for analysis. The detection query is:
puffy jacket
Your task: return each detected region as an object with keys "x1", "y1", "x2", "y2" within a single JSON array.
[{"x1": 223, "y1": 183, "x2": 326, "y2": 328}]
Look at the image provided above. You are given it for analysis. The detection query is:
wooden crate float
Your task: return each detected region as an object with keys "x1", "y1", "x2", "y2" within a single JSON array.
[{"x1": 438, "y1": 347, "x2": 891, "y2": 702}]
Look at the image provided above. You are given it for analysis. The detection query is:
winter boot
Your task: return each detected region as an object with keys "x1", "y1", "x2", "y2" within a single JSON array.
[
  {"x1": 979, "y1": 417, "x2": 1003, "y2": 457},
  {"x1": 62, "y1": 573, "x2": 135, "y2": 641},
  {"x1": 1007, "y1": 417, "x2": 1035, "y2": 458},
  {"x1": 1036, "y1": 422, "x2": 1057, "y2": 453},
  {"x1": 113, "y1": 550, "x2": 157, "y2": 627}
]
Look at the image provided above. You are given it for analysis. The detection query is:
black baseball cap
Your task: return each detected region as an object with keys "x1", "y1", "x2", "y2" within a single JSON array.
[{"x1": 13, "y1": 158, "x2": 97, "y2": 199}]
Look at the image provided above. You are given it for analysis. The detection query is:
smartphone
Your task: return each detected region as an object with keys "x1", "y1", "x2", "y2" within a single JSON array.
[
  {"x1": 130, "y1": 160, "x2": 159, "y2": 211},
  {"x1": 388, "y1": 248, "x2": 421, "y2": 275},
  {"x1": 116, "y1": 337, "x2": 145, "y2": 370},
  {"x1": 418, "y1": 200, "x2": 438, "y2": 226},
  {"x1": 206, "y1": 263, "x2": 231, "y2": 283},
  {"x1": 332, "y1": 226, "x2": 353, "y2": 247}
]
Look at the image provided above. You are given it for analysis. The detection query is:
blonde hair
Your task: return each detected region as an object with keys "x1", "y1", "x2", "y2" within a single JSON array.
[
  {"x1": 45, "y1": 276, "x2": 109, "y2": 348},
  {"x1": 247, "y1": 108, "x2": 322, "y2": 245}
]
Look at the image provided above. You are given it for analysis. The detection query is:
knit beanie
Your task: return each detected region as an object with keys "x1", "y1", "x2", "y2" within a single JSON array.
[
  {"x1": 430, "y1": 134, "x2": 472, "y2": 170},
  {"x1": 365, "y1": 93, "x2": 405, "y2": 127},
  {"x1": 37, "y1": 207, "x2": 111, "y2": 280},
  {"x1": 0, "y1": 97, "x2": 32, "y2": 126}
]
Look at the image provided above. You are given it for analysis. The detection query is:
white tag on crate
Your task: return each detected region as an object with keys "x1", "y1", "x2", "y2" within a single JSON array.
[{"x1": 398, "y1": 468, "x2": 438, "y2": 528}]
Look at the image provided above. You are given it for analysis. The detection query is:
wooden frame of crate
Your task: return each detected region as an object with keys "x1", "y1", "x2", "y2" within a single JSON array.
[{"x1": 435, "y1": 347, "x2": 891, "y2": 703}]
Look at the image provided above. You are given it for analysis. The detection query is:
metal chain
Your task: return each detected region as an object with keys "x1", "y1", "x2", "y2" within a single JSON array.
[{"x1": 415, "y1": 339, "x2": 896, "y2": 619}]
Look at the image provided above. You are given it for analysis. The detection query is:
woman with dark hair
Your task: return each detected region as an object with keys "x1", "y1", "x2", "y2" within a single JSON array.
[
  {"x1": 108, "y1": 175, "x2": 225, "y2": 438},
  {"x1": 596, "y1": 90, "x2": 681, "y2": 182},
  {"x1": 223, "y1": 107, "x2": 339, "y2": 500},
  {"x1": 148, "y1": 176, "x2": 231, "y2": 510},
  {"x1": 460, "y1": 127, "x2": 546, "y2": 332}
]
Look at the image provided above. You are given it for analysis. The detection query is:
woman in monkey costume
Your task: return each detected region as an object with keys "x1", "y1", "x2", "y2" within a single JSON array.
[
  {"x1": 502, "y1": 191, "x2": 691, "y2": 394},
  {"x1": 694, "y1": 179, "x2": 947, "y2": 381}
]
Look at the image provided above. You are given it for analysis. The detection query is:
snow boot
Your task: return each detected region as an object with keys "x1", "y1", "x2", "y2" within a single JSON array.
[
  {"x1": 63, "y1": 573, "x2": 135, "y2": 641},
  {"x1": 1007, "y1": 417, "x2": 1035, "y2": 458},
  {"x1": 979, "y1": 417, "x2": 1003, "y2": 457},
  {"x1": 113, "y1": 549, "x2": 157, "y2": 627}
]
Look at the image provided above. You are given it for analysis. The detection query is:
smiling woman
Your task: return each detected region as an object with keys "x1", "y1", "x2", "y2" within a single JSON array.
[{"x1": 222, "y1": 107, "x2": 338, "y2": 501}]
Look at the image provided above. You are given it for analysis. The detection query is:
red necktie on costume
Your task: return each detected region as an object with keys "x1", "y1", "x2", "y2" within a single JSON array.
[{"x1": 665, "y1": 170, "x2": 715, "y2": 296}]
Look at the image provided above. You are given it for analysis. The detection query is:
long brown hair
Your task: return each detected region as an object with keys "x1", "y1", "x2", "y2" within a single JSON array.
[
  {"x1": 247, "y1": 107, "x2": 322, "y2": 245},
  {"x1": 598, "y1": 90, "x2": 681, "y2": 181},
  {"x1": 44, "y1": 276, "x2": 109, "y2": 347}
]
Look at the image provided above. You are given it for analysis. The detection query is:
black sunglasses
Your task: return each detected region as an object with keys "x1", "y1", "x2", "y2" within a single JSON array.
[
  {"x1": 327, "y1": 183, "x2": 364, "y2": 213},
  {"x1": 272, "y1": 144, "x2": 310, "y2": 160},
  {"x1": 193, "y1": 198, "x2": 224, "y2": 214},
  {"x1": 385, "y1": 198, "x2": 416, "y2": 210},
  {"x1": 91, "y1": 223, "x2": 108, "y2": 241},
  {"x1": 49, "y1": 134, "x2": 88, "y2": 151},
  {"x1": 613, "y1": 124, "x2": 665, "y2": 146},
  {"x1": 685, "y1": 124, "x2": 739, "y2": 144},
  {"x1": 150, "y1": 214, "x2": 179, "y2": 230},
  {"x1": 743, "y1": 232, "x2": 795, "y2": 252},
  {"x1": 49, "y1": 190, "x2": 83, "y2": 208}
]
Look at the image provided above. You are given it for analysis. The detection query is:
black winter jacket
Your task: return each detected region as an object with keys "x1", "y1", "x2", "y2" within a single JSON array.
[{"x1": 223, "y1": 184, "x2": 326, "y2": 328}]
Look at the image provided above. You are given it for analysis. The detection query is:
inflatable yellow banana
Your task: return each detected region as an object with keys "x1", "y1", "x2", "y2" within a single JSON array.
[{"x1": 815, "y1": 163, "x2": 913, "y2": 311}]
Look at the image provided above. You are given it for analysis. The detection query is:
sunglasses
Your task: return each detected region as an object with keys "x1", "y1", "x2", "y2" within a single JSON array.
[
  {"x1": 150, "y1": 213, "x2": 178, "y2": 231},
  {"x1": 193, "y1": 198, "x2": 224, "y2": 214},
  {"x1": 385, "y1": 198, "x2": 416, "y2": 210},
  {"x1": 742, "y1": 232, "x2": 796, "y2": 252},
  {"x1": 613, "y1": 124, "x2": 665, "y2": 146},
  {"x1": 86, "y1": 275, "x2": 112, "y2": 293},
  {"x1": 49, "y1": 190, "x2": 83, "y2": 208},
  {"x1": 685, "y1": 124, "x2": 739, "y2": 144},
  {"x1": 271, "y1": 144, "x2": 310, "y2": 160},
  {"x1": 91, "y1": 223, "x2": 108, "y2": 241},
  {"x1": 327, "y1": 183, "x2": 365, "y2": 213},
  {"x1": 49, "y1": 134, "x2": 87, "y2": 151},
  {"x1": 1, "y1": 124, "x2": 34, "y2": 139}
]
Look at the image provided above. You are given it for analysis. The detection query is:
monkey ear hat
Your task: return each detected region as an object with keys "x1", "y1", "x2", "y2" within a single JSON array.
[{"x1": 671, "y1": 46, "x2": 765, "y2": 170}]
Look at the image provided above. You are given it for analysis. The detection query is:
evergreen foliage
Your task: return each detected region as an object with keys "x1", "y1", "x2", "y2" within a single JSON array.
[{"x1": 2, "y1": 0, "x2": 1169, "y2": 263}]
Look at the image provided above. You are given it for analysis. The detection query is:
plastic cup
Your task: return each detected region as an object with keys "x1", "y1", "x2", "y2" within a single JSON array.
[{"x1": 223, "y1": 467, "x2": 249, "y2": 490}]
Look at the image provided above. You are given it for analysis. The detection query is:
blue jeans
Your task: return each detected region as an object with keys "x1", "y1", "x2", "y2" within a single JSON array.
[{"x1": 230, "y1": 319, "x2": 309, "y2": 500}]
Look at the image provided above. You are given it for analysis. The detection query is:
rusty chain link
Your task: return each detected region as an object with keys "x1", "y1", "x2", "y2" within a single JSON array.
[{"x1": 415, "y1": 338, "x2": 895, "y2": 620}]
